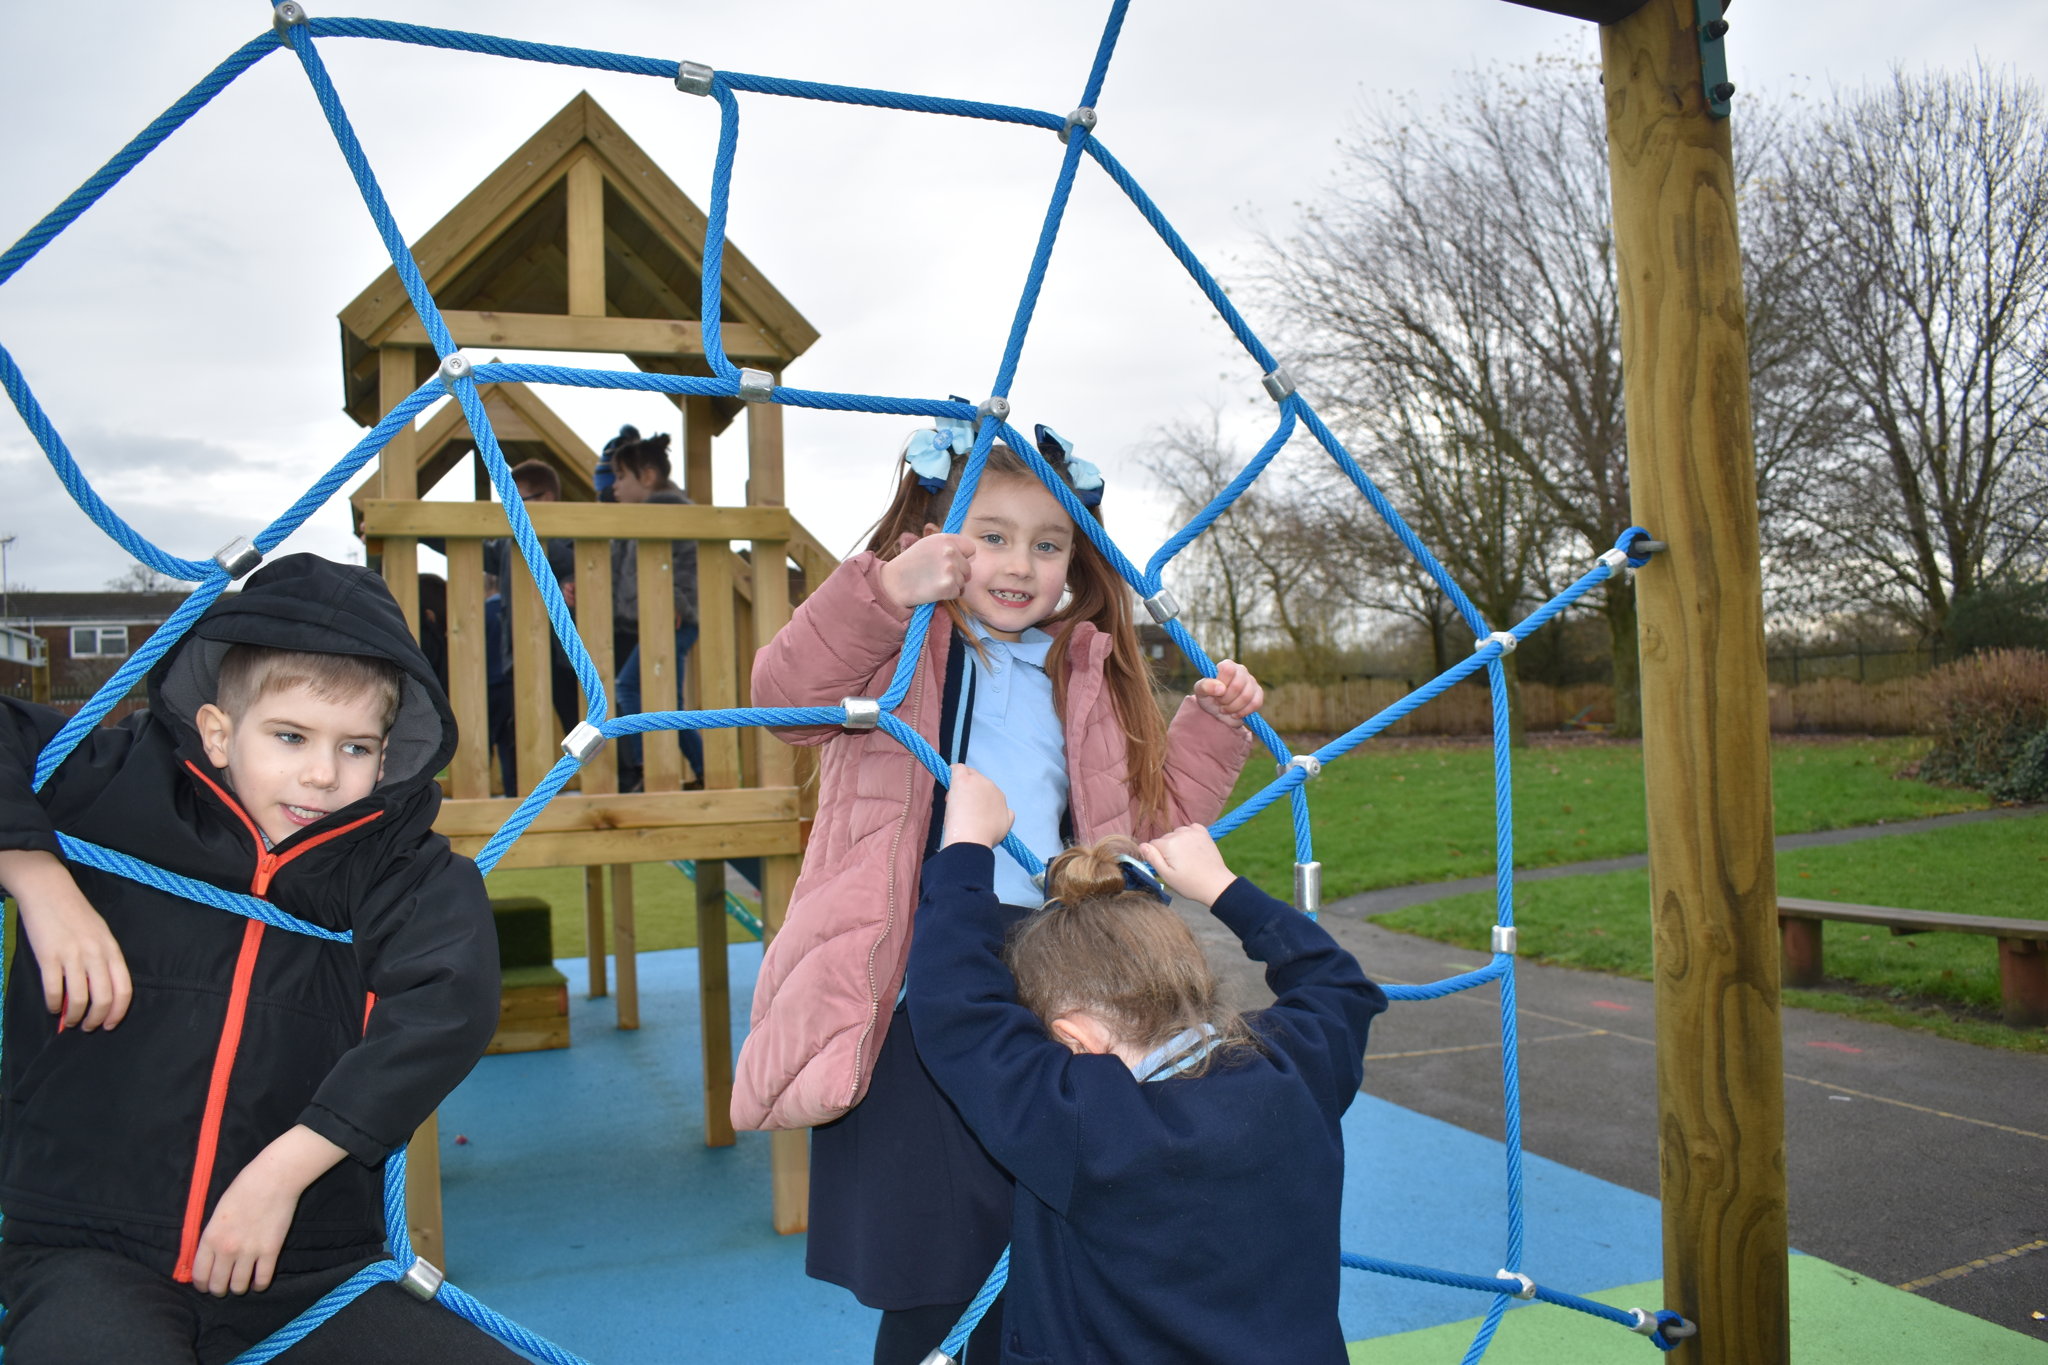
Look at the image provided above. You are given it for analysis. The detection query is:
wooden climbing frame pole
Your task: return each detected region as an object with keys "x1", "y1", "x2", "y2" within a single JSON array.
[{"x1": 1599, "y1": 3, "x2": 1789, "y2": 1361}]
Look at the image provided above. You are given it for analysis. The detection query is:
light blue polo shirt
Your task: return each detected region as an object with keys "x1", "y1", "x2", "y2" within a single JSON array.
[{"x1": 960, "y1": 623, "x2": 1068, "y2": 907}]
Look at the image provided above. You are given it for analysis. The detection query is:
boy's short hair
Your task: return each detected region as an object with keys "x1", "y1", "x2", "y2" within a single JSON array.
[
  {"x1": 214, "y1": 644, "x2": 404, "y2": 734},
  {"x1": 510, "y1": 459, "x2": 562, "y2": 501}
]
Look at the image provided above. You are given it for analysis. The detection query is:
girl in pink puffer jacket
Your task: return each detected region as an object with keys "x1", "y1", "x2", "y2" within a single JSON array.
[{"x1": 737, "y1": 425, "x2": 1262, "y2": 1363}]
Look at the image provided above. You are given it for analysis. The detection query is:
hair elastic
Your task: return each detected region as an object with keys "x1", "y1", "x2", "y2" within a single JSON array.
[{"x1": 1114, "y1": 854, "x2": 1172, "y2": 904}]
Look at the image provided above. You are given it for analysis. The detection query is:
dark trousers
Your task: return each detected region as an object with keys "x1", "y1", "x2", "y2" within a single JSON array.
[
  {"x1": 874, "y1": 1295, "x2": 1005, "y2": 1365},
  {"x1": 0, "y1": 1245, "x2": 525, "y2": 1365}
]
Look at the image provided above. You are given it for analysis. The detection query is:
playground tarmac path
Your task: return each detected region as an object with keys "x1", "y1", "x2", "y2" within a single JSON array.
[{"x1": 1179, "y1": 806, "x2": 2048, "y2": 1346}]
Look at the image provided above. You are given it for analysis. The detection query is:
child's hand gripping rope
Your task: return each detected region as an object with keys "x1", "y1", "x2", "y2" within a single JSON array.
[
  {"x1": 1193, "y1": 660, "x2": 1264, "y2": 727},
  {"x1": 880, "y1": 531, "x2": 980, "y2": 611},
  {"x1": 941, "y1": 764, "x2": 1016, "y2": 850},
  {"x1": 1138, "y1": 825, "x2": 1238, "y2": 908},
  {"x1": 0, "y1": 847, "x2": 134, "y2": 1030}
]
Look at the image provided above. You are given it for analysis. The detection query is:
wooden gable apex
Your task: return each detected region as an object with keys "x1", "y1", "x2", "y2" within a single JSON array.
[
  {"x1": 347, "y1": 375, "x2": 600, "y2": 517},
  {"x1": 338, "y1": 92, "x2": 818, "y2": 432}
]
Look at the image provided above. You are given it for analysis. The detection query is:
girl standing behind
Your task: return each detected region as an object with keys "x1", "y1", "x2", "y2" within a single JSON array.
[
  {"x1": 736, "y1": 425, "x2": 1264, "y2": 1363},
  {"x1": 912, "y1": 768, "x2": 1387, "y2": 1364}
]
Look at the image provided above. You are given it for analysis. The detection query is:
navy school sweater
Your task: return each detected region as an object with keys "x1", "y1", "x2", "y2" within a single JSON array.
[{"x1": 906, "y1": 843, "x2": 1388, "y2": 1364}]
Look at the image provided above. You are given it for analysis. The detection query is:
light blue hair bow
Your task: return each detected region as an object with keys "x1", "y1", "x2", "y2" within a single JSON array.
[
  {"x1": 902, "y1": 413, "x2": 978, "y2": 493},
  {"x1": 1036, "y1": 424, "x2": 1104, "y2": 508}
]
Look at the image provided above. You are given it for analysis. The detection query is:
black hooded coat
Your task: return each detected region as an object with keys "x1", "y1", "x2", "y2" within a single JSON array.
[{"x1": 0, "y1": 555, "x2": 500, "y2": 1280}]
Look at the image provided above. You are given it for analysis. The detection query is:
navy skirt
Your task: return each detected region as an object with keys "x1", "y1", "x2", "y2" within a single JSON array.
[{"x1": 805, "y1": 1001, "x2": 1014, "y2": 1310}]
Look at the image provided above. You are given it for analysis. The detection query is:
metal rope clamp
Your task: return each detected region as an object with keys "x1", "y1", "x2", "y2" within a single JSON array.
[
  {"x1": 841, "y1": 697, "x2": 881, "y2": 731},
  {"x1": 1294, "y1": 861, "x2": 1322, "y2": 914},
  {"x1": 975, "y1": 395, "x2": 1010, "y2": 424},
  {"x1": 1495, "y1": 1269, "x2": 1537, "y2": 1301},
  {"x1": 1261, "y1": 366, "x2": 1296, "y2": 402},
  {"x1": 1142, "y1": 588, "x2": 1180, "y2": 625},
  {"x1": 272, "y1": 2, "x2": 308, "y2": 39},
  {"x1": 917, "y1": 1350, "x2": 957, "y2": 1365},
  {"x1": 561, "y1": 721, "x2": 606, "y2": 763},
  {"x1": 674, "y1": 60, "x2": 715, "y2": 96},
  {"x1": 737, "y1": 368, "x2": 774, "y2": 403},
  {"x1": 1491, "y1": 924, "x2": 1518, "y2": 955},
  {"x1": 1279, "y1": 754, "x2": 1322, "y2": 780},
  {"x1": 400, "y1": 1255, "x2": 445, "y2": 1302},
  {"x1": 438, "y1": 352, "x2": 473, "y2": 393},
  {"x1": 212, "y1": 537, "x2": 263, "y2": 580},
  {"x1": 1476, "y1": 630, "x2": 1517, "y2": 655},
  {"x1": 1059, "y1": 107, "x2": 1097, "y2": 145}
]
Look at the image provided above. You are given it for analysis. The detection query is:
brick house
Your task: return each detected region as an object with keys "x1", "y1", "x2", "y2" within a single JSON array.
[{"x1": 1, "y1": 591, "x2": 188, "y2": 714}]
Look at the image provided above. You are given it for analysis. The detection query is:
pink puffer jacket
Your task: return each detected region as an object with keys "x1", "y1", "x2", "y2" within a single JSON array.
[{"x1": 733, "y1": 552, "x2": 1256, "y2": 1131}]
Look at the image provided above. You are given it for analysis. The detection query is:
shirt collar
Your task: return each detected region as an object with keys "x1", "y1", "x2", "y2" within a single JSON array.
[{"x1": 968, "y1": 620, "x2": 1054, "y2": 670}]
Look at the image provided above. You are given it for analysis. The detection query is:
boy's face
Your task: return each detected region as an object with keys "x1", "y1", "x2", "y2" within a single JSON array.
[{"x1": 195, "y1": 681, "x2": 388, "y2": 846}]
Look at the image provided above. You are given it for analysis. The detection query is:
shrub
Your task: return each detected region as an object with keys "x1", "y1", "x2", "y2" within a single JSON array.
[{"x1": 1915, "y1": 649, "x2": 2048, "y2": 801}]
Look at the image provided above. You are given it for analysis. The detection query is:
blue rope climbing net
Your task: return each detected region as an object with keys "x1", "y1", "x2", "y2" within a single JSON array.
[{"x1": 0, "y1": 3, "x2": 1698, "y2": 1360}]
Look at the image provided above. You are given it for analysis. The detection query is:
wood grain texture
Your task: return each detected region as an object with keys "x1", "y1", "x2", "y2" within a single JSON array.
[
  {"x1": 1601, "y1": 3, "x2": 1789, "y2": 1361},
  {"x1": 695, "y1": 859, "x2": 735, "y2": 1149}
]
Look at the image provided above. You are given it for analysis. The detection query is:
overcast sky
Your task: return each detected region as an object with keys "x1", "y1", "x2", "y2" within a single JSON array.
[{"x1": 2, "y1": 1, "x2": 2044, "y2": 596}]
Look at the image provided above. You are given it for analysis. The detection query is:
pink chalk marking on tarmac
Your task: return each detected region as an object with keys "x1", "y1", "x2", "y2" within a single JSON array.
[
  {"x1": 1589, "y1": 1001, "x2": 1631, "y2": 1012},
  {"x1": 1805, "y1": 1041, "x2": 1863, "y2": 1053}
]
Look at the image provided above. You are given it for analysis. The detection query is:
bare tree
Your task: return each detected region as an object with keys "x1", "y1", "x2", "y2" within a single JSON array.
[
  {"x1": 1258, "y1": 54, "x2": 1820, "y2": 734},
  {"x1": 104, "y1": 563, "x2": 182, "y2": 594},
  {"x1": 1775, "y1": 67, "x2": 2048, "y2": 643}
]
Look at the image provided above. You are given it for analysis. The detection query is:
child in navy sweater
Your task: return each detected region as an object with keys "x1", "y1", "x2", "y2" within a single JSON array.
[{"x1": 907, "y1": 765, "x2": 1387, "y2": 1363}]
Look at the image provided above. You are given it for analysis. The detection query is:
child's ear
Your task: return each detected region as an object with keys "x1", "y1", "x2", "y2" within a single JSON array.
[
  {"x1": 921, "y1": 522, "x2": 941, "y2": 538},
  {"x1": 1049, "y1": 1012, "x2": 1119, "y2": 1056},
  {"x1": 194, "y1": 703, "x2": 234, "y2": 770}
]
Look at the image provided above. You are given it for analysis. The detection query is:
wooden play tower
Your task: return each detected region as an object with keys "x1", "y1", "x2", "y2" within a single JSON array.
[{"x1": 338, "y1": 92, "x2": 835, "y2": 1262}]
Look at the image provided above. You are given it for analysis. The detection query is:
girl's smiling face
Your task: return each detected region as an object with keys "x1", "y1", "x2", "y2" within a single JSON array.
[{"x1": 943, "y1": 475, "x2": 1076, "y2": 641}]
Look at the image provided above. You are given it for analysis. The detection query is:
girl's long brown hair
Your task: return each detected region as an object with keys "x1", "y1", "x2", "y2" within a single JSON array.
[
  {"x1": 862, "y1": 443, "x2": 1169, "y2": 824},
  {"x1": 1007, "y1": 836, "x2": 1257, "y2": 1073}
]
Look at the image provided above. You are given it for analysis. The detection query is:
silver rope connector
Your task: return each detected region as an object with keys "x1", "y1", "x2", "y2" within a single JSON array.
[
  {"x1": 1627, "y1": 1308, "x2": 1659, "y2": 1335},
  {"x1": 841, "y1": 697, "x2": 881, "y2": 731},
  {"x1": 1476, "y1": 630, "x2": 1517, "y2": 655},
  {"x1": 1261, "y1": 367, "x2": 1296, "y2": 402},
  {"x1": 976, "y1": 395, "x2": 1011, "y2": 423},
  {"x1": 1294, "y1": 861, "x2": 1322, "y2": 914},
  {"x1": 1598, "y1": 546, "x2": 1630, "y2": 571},
  {"x1": 1278, "y1": 754, "x2": 1322, "y2": 780},
  {"x1": 1059, "y1": 107, "x2": 1098, "y2": 145},
  {"x1": 1495, "y1": 1269, "x2": 1536, "y2": 1301},
  {"x1": 212, "y1": 537, "x2": 263, "y2": 580},
  {"x1": 561, "y1": 721, "x2": 606, "y2": 763},
  {"x1": 737, "y1": 368, "x2": 774, "y2": 402},
  {"x1": 674, "y1": 60, "x2": 714, "y2": 96},
  {"x1": 1142, "y1": 588, "x2": 1181, "y2": 625},
  {"x1": 1491, "y1": 924, "x2": 1518, "y2": 955},
  {"x1": 272, "y1": 2, "x2": 308, "y2": 40},
  {"x1": 917, "y1": 1351, "x2": 957, "y2": 1365},
  {"x1": 438, "y1": 352, "x2": 473, "y2": 392},
  {"x1": 401, "y1": 1256, "x2": 445, "y2": 1301}
]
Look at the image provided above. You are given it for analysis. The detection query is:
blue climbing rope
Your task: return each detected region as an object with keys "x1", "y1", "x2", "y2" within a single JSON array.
[{"x1": 0, "y1": 2, "x2": 1696, "y2": 1359}]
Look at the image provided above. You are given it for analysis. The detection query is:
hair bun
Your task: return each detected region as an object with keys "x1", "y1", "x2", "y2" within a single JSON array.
[{"x1": 1044, "y1": 835, "x2": 1143, "y2": 904}]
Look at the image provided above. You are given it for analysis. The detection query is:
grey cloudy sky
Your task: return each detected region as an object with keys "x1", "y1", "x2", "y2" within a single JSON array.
[{"x1": 2, "y1": 1, "x2": 2044, "y2": 593}]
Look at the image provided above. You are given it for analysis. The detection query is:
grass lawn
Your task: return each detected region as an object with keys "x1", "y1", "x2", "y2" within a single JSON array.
[
  {"x1": 1373, "y1": 813, "x2": 2048, "y2": 1053},
  {"x1": 483, "y1": 861, "x2": 763, "y2": 957},
  {"x1": 1216, "y1": 735, "x2": 1984, "y2": 902}
]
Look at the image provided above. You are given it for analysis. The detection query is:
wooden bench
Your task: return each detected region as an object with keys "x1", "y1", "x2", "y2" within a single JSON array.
[
  {"x1": 1777, "y1": 897, "x2": 2048, "y2": 1028},
  {"x1": 486, "y1": 896, "x2": 569, "y2": 1054}
]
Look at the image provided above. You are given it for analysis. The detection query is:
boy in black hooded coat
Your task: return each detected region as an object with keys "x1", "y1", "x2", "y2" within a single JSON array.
[{"x1": 0, "y1": 555, "x2": 520, "y2": 1363}]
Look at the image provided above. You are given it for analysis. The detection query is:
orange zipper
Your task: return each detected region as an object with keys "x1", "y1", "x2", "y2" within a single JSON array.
[{"x1": 171, "y1": 760, "x2": 381, "y2": 1282}]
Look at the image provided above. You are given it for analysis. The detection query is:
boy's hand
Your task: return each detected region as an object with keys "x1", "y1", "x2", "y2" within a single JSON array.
[
  {"x1": 1194, "y1": 660, "x2": 1264, "y2": 726},
  {"x1": 880, "y1": 532, "x2": 977, "y2": 611},
  {"x1": 1139, "y1": 825, "x2": 1238, "y2": 907},
  {"x1": 192, "y1": 1126, "x2": 346, "y2": 1296},
  {"x1": 0, "y1": 849, "x2": 132, "y2": 1031},
  {"x1": 941, "y1": 765, "x2": 1014, "y2": 849}
]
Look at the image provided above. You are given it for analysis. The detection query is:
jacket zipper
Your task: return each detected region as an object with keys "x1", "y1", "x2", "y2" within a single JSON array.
[
  {"x1": 848, "y1": 633, "x2": 939, "y2": 1106},
  {"x1": 171, "y1": 761, "x2": 381, "y2": 1283}
]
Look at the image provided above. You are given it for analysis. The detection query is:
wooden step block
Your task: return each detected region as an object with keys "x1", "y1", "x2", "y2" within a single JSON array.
[{"x1": 487, "y1": 963, "x2": 570, "y2": 1055}]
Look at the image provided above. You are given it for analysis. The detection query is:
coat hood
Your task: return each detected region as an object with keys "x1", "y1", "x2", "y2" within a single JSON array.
[{"x1": 148, "y1": 553, "x2": 456, "y2": 794}]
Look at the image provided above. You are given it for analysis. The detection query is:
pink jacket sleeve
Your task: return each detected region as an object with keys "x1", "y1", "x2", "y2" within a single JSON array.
[
  {"x1": 751, "y1": 551, "x2": 914, "y2": 746},
  {"x1": 1147, "y1": 696, "x2": 1257, "y2": 841}
]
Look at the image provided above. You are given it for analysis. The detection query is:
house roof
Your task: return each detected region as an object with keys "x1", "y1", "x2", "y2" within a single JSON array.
[
  {"x1": 337, "y1": 92, "x2": 818, "y2": 438},
  {"x1": 2, "y1": 591, "x2": 189, "y2": 624}
]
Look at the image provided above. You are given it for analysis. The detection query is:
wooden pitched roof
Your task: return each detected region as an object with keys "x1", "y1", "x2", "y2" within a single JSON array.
[
  {"x1": 347, "y1": 374, "x2": 600, "y2": 516},
  {"x1": 338, "y1": 92, "x2": 817, "y2": 435}
]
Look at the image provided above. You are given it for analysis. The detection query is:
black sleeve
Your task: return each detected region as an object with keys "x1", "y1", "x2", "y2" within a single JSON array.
[
  {"x1": 295, "y1": 842, "x2": 502, "y2": 1164},
  {"x1": 1209, "y1": 876, "x2": 1387, "y2": 1119},
  {"x1": 0, "y1": 698, "x2": 70, "y2": 860}
]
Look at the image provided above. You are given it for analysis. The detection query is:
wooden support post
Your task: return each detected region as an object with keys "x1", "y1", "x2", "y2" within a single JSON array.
[
  {"x1": 760, "y1": 851, "x2": 807, "y2": 1233},
  {"x1": 1779, "y1": 916, "x2": 1824, "y2": 990},
  {"x1": 635, "y1": 542, "x2": 683, "y2": 790},
  {"x1": 611, "y1": 863, "x2": 639, "y2": 1030},
  {"x1": 683, "y1": 394, "x2": 716, "y2": 506},
  {"x1": 583, "y1": 865, "x2": 607, "y2": 1000},
  {"x1": 445, "y1": 540, "x2": 489, "y2": 800},
  {"x1": 696, "y1": 544, "x2": 741, "y2": 789},
  {"x1": 696, "y1": 858, "x2": 735, "y2": 1148},
  {"x1": 406, "y1": 1112, "x2": 444, "y2": 1272},
  {"x1": 509, "y1": 560, "x2": 554, "y2": 799},
  {"x1": 565, "y1": 158, "x2": 605, "y2": 318},
  {"x1": 1601, "y1": 5, "x2": 1788, "y2": 1362},
  {"x1": 1998, "y1": 939, "x2": 2048, "y2": 1029},
  {"x1": 376, "y1": 347, "x2": 420, "y2": 639}
]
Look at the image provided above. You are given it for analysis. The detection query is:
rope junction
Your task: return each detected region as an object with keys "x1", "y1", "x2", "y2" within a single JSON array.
[{"x1": 0, "y1": 4, "x2": 1693, "y2": 1361}]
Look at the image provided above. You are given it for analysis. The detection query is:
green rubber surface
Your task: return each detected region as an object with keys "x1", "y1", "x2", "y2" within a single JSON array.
[{"x1": 1347, "y1": 1254, "x2": 2048, "y2": 1363}]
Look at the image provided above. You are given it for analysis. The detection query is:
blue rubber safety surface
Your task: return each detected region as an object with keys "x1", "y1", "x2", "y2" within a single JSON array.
[{"x1": 439, "y1": 946, "x2": 1666, "y2": 1361}]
